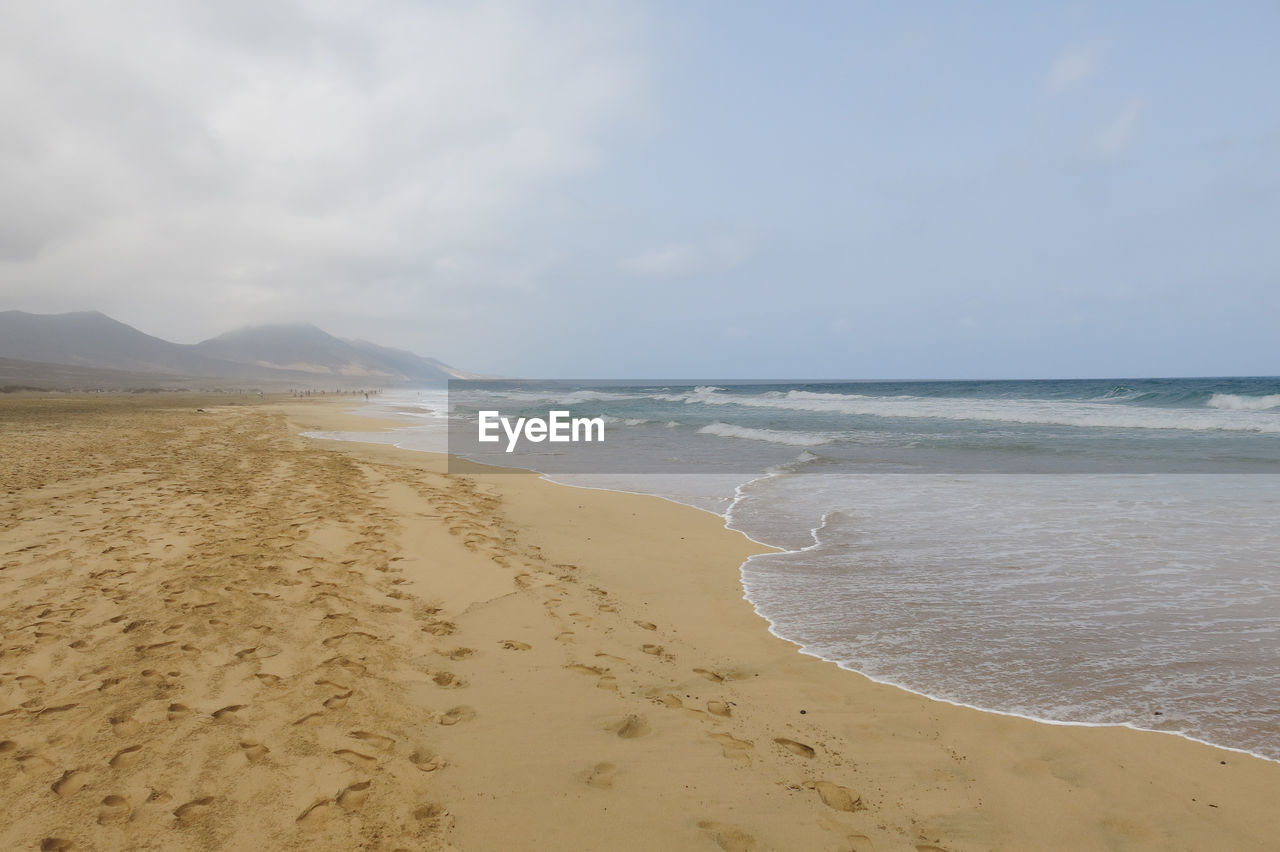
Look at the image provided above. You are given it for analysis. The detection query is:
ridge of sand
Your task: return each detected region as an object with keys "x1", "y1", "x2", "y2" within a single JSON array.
[{"x1": 2, "y1": 395, "x2": 1278, "y2": 851}]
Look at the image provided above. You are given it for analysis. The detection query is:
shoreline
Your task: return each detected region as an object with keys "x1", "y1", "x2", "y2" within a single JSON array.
[
  {"x1": 287, "y1": 396, "x2": 1280, "y2": 849},
  {"x1": 738, "y1": 518, "x2": 1280, "y2": 769},
  {"x1": 3, "y1": 394, "x2": 1279, "y2": 850},
  {"x1": 332, "y1": 400, "x2": 1280, "y2": 768}
]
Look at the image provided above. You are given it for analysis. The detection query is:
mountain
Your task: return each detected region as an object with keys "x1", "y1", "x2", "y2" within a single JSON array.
[
  {"x1": 344, "y1": 338, "x2": 487, "y2": 382},
  {"x1": 193, "y1": 324, "x2": 475, "y2": 383},
  {"x1": 0, "y1": 310, "x2": 473, "y2": 387},
  {"x1": 0, "y1": 310, "x2": 262, "y2": 377}
]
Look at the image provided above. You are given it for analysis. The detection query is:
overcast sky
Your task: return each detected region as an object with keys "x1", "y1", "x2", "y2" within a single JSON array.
[{"x1": 2, "y1": 1, "x2": 1277, "y2": 379}]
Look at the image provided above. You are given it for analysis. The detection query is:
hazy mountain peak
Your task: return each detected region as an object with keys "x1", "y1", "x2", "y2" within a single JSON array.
[{"x1": 0, "y1": 310, "x2": 470, "y2": 386}]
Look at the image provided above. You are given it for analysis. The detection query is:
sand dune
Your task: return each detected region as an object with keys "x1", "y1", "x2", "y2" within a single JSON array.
[{"x1": 2, "y1": 395, "x2": 1277, "y2": 851}]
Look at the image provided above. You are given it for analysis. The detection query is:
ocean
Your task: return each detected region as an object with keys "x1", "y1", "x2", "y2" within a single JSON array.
[{"x1": 311, "y1": 377, "x2": 1280, "y2": 762}]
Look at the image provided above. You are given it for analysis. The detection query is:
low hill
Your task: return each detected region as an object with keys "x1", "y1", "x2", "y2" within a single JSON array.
[
  {"x1": 0, "y1": 311, "x2": 261, "y2": 377},
  {"x1": 193, "y1": 324, "x2": 473, "y2": 383},
  {"x1": 0, "y1": 311, "x2": 472, "y2": 387}
]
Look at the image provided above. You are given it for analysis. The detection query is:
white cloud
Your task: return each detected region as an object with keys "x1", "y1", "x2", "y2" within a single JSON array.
[
  {"x1": 620, "y1": 235, "x2": 752, "y2": 279},
  {"x1": 0, "y1": 0, "x2": 649, "y2": 342},
  {"x1": 1047, "y1": 44, "x2": 1097, "y2": 93},
  {"x1": 1091, "y1": 98, "x2": 1142, "y2": 159}
]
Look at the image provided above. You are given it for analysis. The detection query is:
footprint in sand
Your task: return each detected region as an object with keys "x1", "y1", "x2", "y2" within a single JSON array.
[
  {"x1": 239, "y1": 741, "x2": 270, "y2": 763},
  {"x1": 211, "y1": 704, "x2": 246, "y2": 720},
  {"x1": 706, "y1": 700, "x2": 732, "y2": 717},
  {"x1": 641, "y1": 644, "x2": 664, "y2": 656},
  {"x1": 709, "y1": 733, "x2": 754, "y2": 763},
  {"x1": 696, "y1": 666, "x2": 753, "y2": 682},
  {"x1": 333, "y1": 749, "x2": 378, "y2": 768},
  {"x1": 322, "y1": 631, "x2": 378, "y2": 649},
  {"x1": 324, "y1": 656, "x2": 368, "y2": 676},
  {"x1": 173, "y1": 796, "x2": 215, "y2": 825},
  {"x1": 78, "y1": 665, "x2": 110, "y2": 682},
  {"x1": 97, "y1": 794, "x2": 131, "y2": 825},
  {"x1": 595, "y1": 652, "x2": 628, "y2": 664},
  {"x1": 109, "y1": 714, "x2": 142, "y2": 737},
  {"x1": 409, "y1": 746, "x2": 445, "y2": 772},
  {"x1": 584, "y1": 761, "x2": 617, "y2": 789},
  {"x1": 566, "y1": 663, "x2": 605, "y2": 677},
  {"x1": 296, "y1": 798, "x2": 335, "y2": 827},
  {"x1": 774, "y1": 737, "x2": 816, "y2": 758},
  {"x1": 634, "y1": 620, "x2": 657, "y2": 631},
  {"x1": 166, "y1": 703, "x2": 192, "y2": 722},
  {"x1": 314, "y1": 679, "x2": 349, "y2": 692},
  {"x1": 109, "y1": 745, "x2": 143, "y2": 769},
  {"x1": 39, "y1": 838, "x2": 72, "y2": 851},
  {"x1": 499, "y1": 640, "x2": 531, "y2": 651},
  {"x1": 698, "y1": 820, "x2": 757, "y2": 852},
  {"x1": 412, "y1": 803, "x2": 448, "y2": 826},
  {"x1": 323, "y1": 691, "x2": 353, "y2": 710},
  {"x1": 52, "y1": 769, "x2": 90, "y2": 796},
  {"x1": 803, "y1": 780, "x2": 863, "y2": 812},
  {"x1": 432, "y1": 671, "x2": 466, "y2": 688},
  {"x1": 337, "y1": 780, "x2": 371, "y2": 811},
  {"x1": 615, "y1": 715, "x2": 650, "y2": 739},
  {"x1": 19, "y1": 753, "x2": 57, "y2": 775},
  {"x1": 349, "y1": 730, "x2": 396, "y2": 750},
  {"x1": 439, "y1": 706, "x2": 476, "y2": 726}
]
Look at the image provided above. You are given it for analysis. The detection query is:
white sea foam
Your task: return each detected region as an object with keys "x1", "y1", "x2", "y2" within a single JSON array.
[
  {"x1": 674, "y1": 388, "x2": 1280, "y2": 433},
  {"x1": 698, "y1": 422, "x2": 833, "y2": 446},
  {"x1": 454, "y1": 388, "x2": 647, "y2": 406},
  {"x1": 654, "y1": 385, "x2": 728, "y2": 403},
  {"x1": 1207, "y1": 393, "x2": 1280, "y2": 411},
  {"x1": 736, "y1": 472, "x2": 1280, "y2": 761}
]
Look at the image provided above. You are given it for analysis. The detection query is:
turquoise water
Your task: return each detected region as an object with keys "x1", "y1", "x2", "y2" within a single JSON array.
[{"x1": 338, "y1": 377, "x2": 1280, "y2": 760}]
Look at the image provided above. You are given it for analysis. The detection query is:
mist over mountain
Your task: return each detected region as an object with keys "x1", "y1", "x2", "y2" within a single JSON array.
[
  {"x1": 0, "y1": 311, "x2": 474, "y2": 388},
  {"x1": 193, "y1": 323, "x2": 482, "y2": 383}
]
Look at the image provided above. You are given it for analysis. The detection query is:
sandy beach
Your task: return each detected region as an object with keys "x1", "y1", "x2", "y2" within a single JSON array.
[{"x1": 2, "y1": 395, "x2": 1278, "y2": 851}]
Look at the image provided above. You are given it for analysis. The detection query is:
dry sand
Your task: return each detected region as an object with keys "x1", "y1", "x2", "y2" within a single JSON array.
[{"x1": 1, "y1": 395, "x2": 1277, "y2": 851}]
